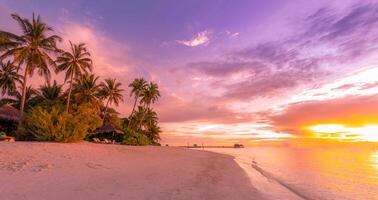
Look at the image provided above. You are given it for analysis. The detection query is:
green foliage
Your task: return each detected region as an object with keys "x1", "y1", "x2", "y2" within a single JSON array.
[
  {"x1": 126, "y1": 106, "x2": 161, "y2": 144},
  {"x1": 124, "y1": 80, "x2": 162, "y2": 145},
  {"x1": 72, "y1": 74, "x2": 101, "y2": 107},
  {"x1": 34, "y1": 80, "x2": 64, "y2": 108},
  {"x1": 122, "y1": 129, "x2": 151, "y2": 146},
  {"x1": 106, "y1": 113, "x2": 123, "y2": 130},
  {"x1": 128, "y1": 105, "x2": 146, "y2": 130},
  {"x1": 56, "y1": 42, "x2": 92, "y2": 112},
  {"x1": 0, "y1": 61, "x2": 22, "y2": 96},
  {"x1": 1, "y1": 13, "x2": 162, "y2": 145},
  {"x1": 128, "y1": 78, "x2": 148, "y2": 119},
  {"x1": 99, "y1": 78, "x2": 124, "y2": 108},
  {"x1": 0, "y1": 131, "x2": 6, "y2": 136},
  {"x1": 140, "y1": 82, "x2": 160, "y2": 106},
  {"x1": 19, "y1": 103, "x2": 102, "y2": 142},
  {"x1": 0, "y1": 13, "x2": 62, "y2": 112},
  {"x1": 0, "y1": 86, "x2": 38, "y2": 110}
]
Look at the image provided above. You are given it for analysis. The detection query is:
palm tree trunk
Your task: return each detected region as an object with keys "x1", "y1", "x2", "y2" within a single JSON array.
[
  {"x1": 138, "y1": 103, "x2": 148, "y2": 131},
  {"x1": 127, "y1": 96, "x2": 138, "y2": 129},
  {"x1": 66, "y1": 73, "x2": 74, "y2": 112},
  {"x1": 130, "y1": 96, "x2": 138, "y2": 117},
  {"x1": 20, "y1": 68, "x2": 28, "y2": 115},
  {"x1": 104, "y1": 98, "x2": 110, "y2": 116}
]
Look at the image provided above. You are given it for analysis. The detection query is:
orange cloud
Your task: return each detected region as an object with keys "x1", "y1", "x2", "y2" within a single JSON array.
[{"x1": 268, "y1": 94, "x2": 378, "y2": 135}]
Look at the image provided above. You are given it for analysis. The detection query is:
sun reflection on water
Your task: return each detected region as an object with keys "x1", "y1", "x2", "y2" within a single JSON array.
[
  {"x1": 371, "y1": 151, "x2": 378, "y2": 170},
  {"x1": 308, "y1": 124, "x2": 378, "y2": 142}
]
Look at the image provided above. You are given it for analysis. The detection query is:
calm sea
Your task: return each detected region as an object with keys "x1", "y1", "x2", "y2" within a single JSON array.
[{"x1": 207, "y1": 145, "x2": 378, "y2": 200}]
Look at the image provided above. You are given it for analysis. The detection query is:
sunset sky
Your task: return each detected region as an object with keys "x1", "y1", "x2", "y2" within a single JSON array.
[{"x1": 1, "y1": 0, "x2": 378, "y2": 145}]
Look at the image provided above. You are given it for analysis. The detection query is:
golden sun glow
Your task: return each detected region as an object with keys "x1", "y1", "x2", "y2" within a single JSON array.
[{"x1": 308, "y1": 124, "x2": 378, "y2": 142}]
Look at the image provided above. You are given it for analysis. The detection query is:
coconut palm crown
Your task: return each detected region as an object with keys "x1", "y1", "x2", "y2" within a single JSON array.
[
  {"x1": 56, "y1": 41, "x2": 92, "y2": 112},
  {"x1": 99, "y1": 78, "x2": 124, "y2": 114},
  {"x1": 0, "y1": 13, "x2": 62, "y2": 114},
  {"x1": 128, "y1": 78, "x2": 147, "y2": 117},
  {"x1": 72, "y1": 74, "x2": 101, "y2": 107},
  {"x1": 140, "y1": 82, "x2": 160, "y2": 108},
  {"x1": 36, "y1": 80, "x2": 63, "y2": 102}
]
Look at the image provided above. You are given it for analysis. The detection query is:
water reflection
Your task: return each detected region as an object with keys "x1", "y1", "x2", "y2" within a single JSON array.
[
  {"x1": 371, "y1": 151, "x2": 378, "y2": 170},
  {"x1": 209, "y1": 145, "x2": 378, "y2": 200}
]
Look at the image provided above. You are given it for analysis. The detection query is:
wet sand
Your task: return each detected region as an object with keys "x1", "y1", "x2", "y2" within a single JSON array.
[{"x1": 0, "y1": 142, "x2": 263, "y2": 200}]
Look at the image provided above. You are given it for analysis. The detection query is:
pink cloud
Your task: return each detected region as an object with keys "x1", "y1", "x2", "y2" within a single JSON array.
[
  {"x1": 176, "y1": 30, "x2": 211, "y2": 47},
  {"x1": 55, "y1": 20, "x2": 147, "y2": 116}
]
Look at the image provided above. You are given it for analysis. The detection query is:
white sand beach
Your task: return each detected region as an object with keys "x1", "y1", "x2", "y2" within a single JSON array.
[{"x1": 0, "y1": 142, "x2": 263, "y2": 200}]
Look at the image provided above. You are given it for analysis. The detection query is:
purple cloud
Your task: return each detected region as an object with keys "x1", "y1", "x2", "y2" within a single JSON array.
[{"x1": 172, "y1": 2, "x2": 378, "y2": 102}]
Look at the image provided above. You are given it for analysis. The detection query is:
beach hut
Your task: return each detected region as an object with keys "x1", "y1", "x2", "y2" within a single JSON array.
[
  {"x1": 0, "y1": 104, "x2": 21, "y2": 122},
  {"x1": 0, "y1": 104, "x2": 21, "y2": 136},
  {"x1": 91, "y1": 123, "x2": 124, "y2": 143}
]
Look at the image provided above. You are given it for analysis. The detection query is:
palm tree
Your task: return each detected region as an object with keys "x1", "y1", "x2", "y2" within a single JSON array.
[
  {"x1": 0, "y1": 86, "x2": 37, "y2": 110},
  {"x1": 56, "y1": 42, "x2": 92, "y2": 112},
  {"x1": 128, "y1": 78, "x2": 147, "y2": 117},
  {"x1": 72, "y1": 74, "x2": 101, "y2": 106},
  {"x1": 138, "y1": 82, "x2": 160, "y2": 130},
  {"x1": 0, "y1": 13, "x2": 62, "y2": 114},
  {"x1": 143, "y1": 107, "x2": 158, "y2": 128},
  {"x1": 145, "y1": 125, "x2": 161, "y2": 144},
  {"x1": 99, "y1": 78, "x2": 124, "y2": 115},
  {"x1": 140, "y1": 82, "x2": 160, "y2": 109},
  {"x1": 0, "y1": 35, "x2": 10, "y2": 52},
  {"x1": 129, "y1": 105, "x2": 146, "y2": 131},
  {"x1": 131, "y1": 106, "x2": 161, "y2": 144},
  {"x1": 0, "y1": 61, "x2": 22, "y2": 98},
  {"x1": 36, "y1": 80, "x2": 63, "y2": 102}
]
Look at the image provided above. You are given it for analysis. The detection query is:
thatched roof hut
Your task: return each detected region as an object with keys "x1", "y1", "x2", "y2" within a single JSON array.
[
  {"x1": 92, "y1": 123, "x2": 123, "y2": 135},
  {"x1": 0, "y1": 104, "x2": 21, "y2": 122}
]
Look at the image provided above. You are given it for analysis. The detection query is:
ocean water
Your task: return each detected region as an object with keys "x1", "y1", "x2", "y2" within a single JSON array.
[{"x1": 207, "y1": 145, "x2": 378, "y2": 200}]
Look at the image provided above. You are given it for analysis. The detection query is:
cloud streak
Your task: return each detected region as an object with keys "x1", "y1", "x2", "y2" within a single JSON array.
[
  {"x1": 173, "y1": 3, "x2": 378, "y2": 102},
  {"x1": 2, "y1": 1, "x2": 378, "y2": 143},
  {"x1": 176, "y1": 30, "x2": 211, "y2": 47},
  {"x1": 161, "y1": 2, "x2": 378, "y2": 142}
]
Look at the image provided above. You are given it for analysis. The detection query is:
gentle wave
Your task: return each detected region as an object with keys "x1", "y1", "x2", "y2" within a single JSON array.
[
  {"x1": 206, "y1": 146, "x2": 378, "y2": 200},
  {"x1": 251, "y1": 161, "x2": 316, "y2": 200}
]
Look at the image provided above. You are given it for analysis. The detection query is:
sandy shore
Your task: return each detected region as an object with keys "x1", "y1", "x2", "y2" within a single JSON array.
[{"x1": 0, "y1": 142, "x2": 263, "y2": 200}]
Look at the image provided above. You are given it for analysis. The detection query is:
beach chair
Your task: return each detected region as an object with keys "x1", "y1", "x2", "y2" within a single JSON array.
[
  {"x1": 92, "y1": 138, "x2": 101, "y2": 143},
  {"x1": 0, "y1": 136, "x2": 15, "y2": 142}
]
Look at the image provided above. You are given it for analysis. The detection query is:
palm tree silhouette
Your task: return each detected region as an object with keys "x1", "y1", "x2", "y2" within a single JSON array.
[
  {"x1": 99, "y1": 78, "x2": 124, "y2": 116},
  {"x1": 0, "y1": 13, "x2": 61, "y2": 114},
  {"x1": 56, "y1": 42, "x2": 92, "y2": 112},
  {"x1": 72, "y1": 74, "x2": 101, "y2": 107},
  {"x1": 36, "y1": 80, "x2": 63, "y2": 102},
  {"x1": 0, "y1": 61, "x2": 22, "y2": 98},
  {"x1": 138, "y1": 82, "x2": 160, "y2": 130}
]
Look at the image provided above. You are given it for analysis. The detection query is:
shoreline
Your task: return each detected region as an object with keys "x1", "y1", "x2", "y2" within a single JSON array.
[
  {"x1": 204, "y1": 148, "x2": 305, "y2": 200},
  {"x1": 0, "y1": 142, "x2": 263, "y2": 200}
]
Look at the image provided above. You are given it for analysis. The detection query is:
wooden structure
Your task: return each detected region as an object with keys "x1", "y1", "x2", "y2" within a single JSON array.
[
  {"x1": 91, "y1": 123, "x2": 124, "y2": 143},
  {"x1": 0, "y1": 104, "x2": 21, "y2": 137},
  {"x1": 0, "y1": 104, "x2": 20, "y2": 122}
]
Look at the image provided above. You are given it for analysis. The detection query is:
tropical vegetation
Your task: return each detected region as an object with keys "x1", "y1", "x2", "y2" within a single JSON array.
[
  {"x1": 0, "y1": 61, "x2": 22, "y2": 97},
  {"x1": 0, "y1": 13, "x2": 161, "y2": 145}
]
